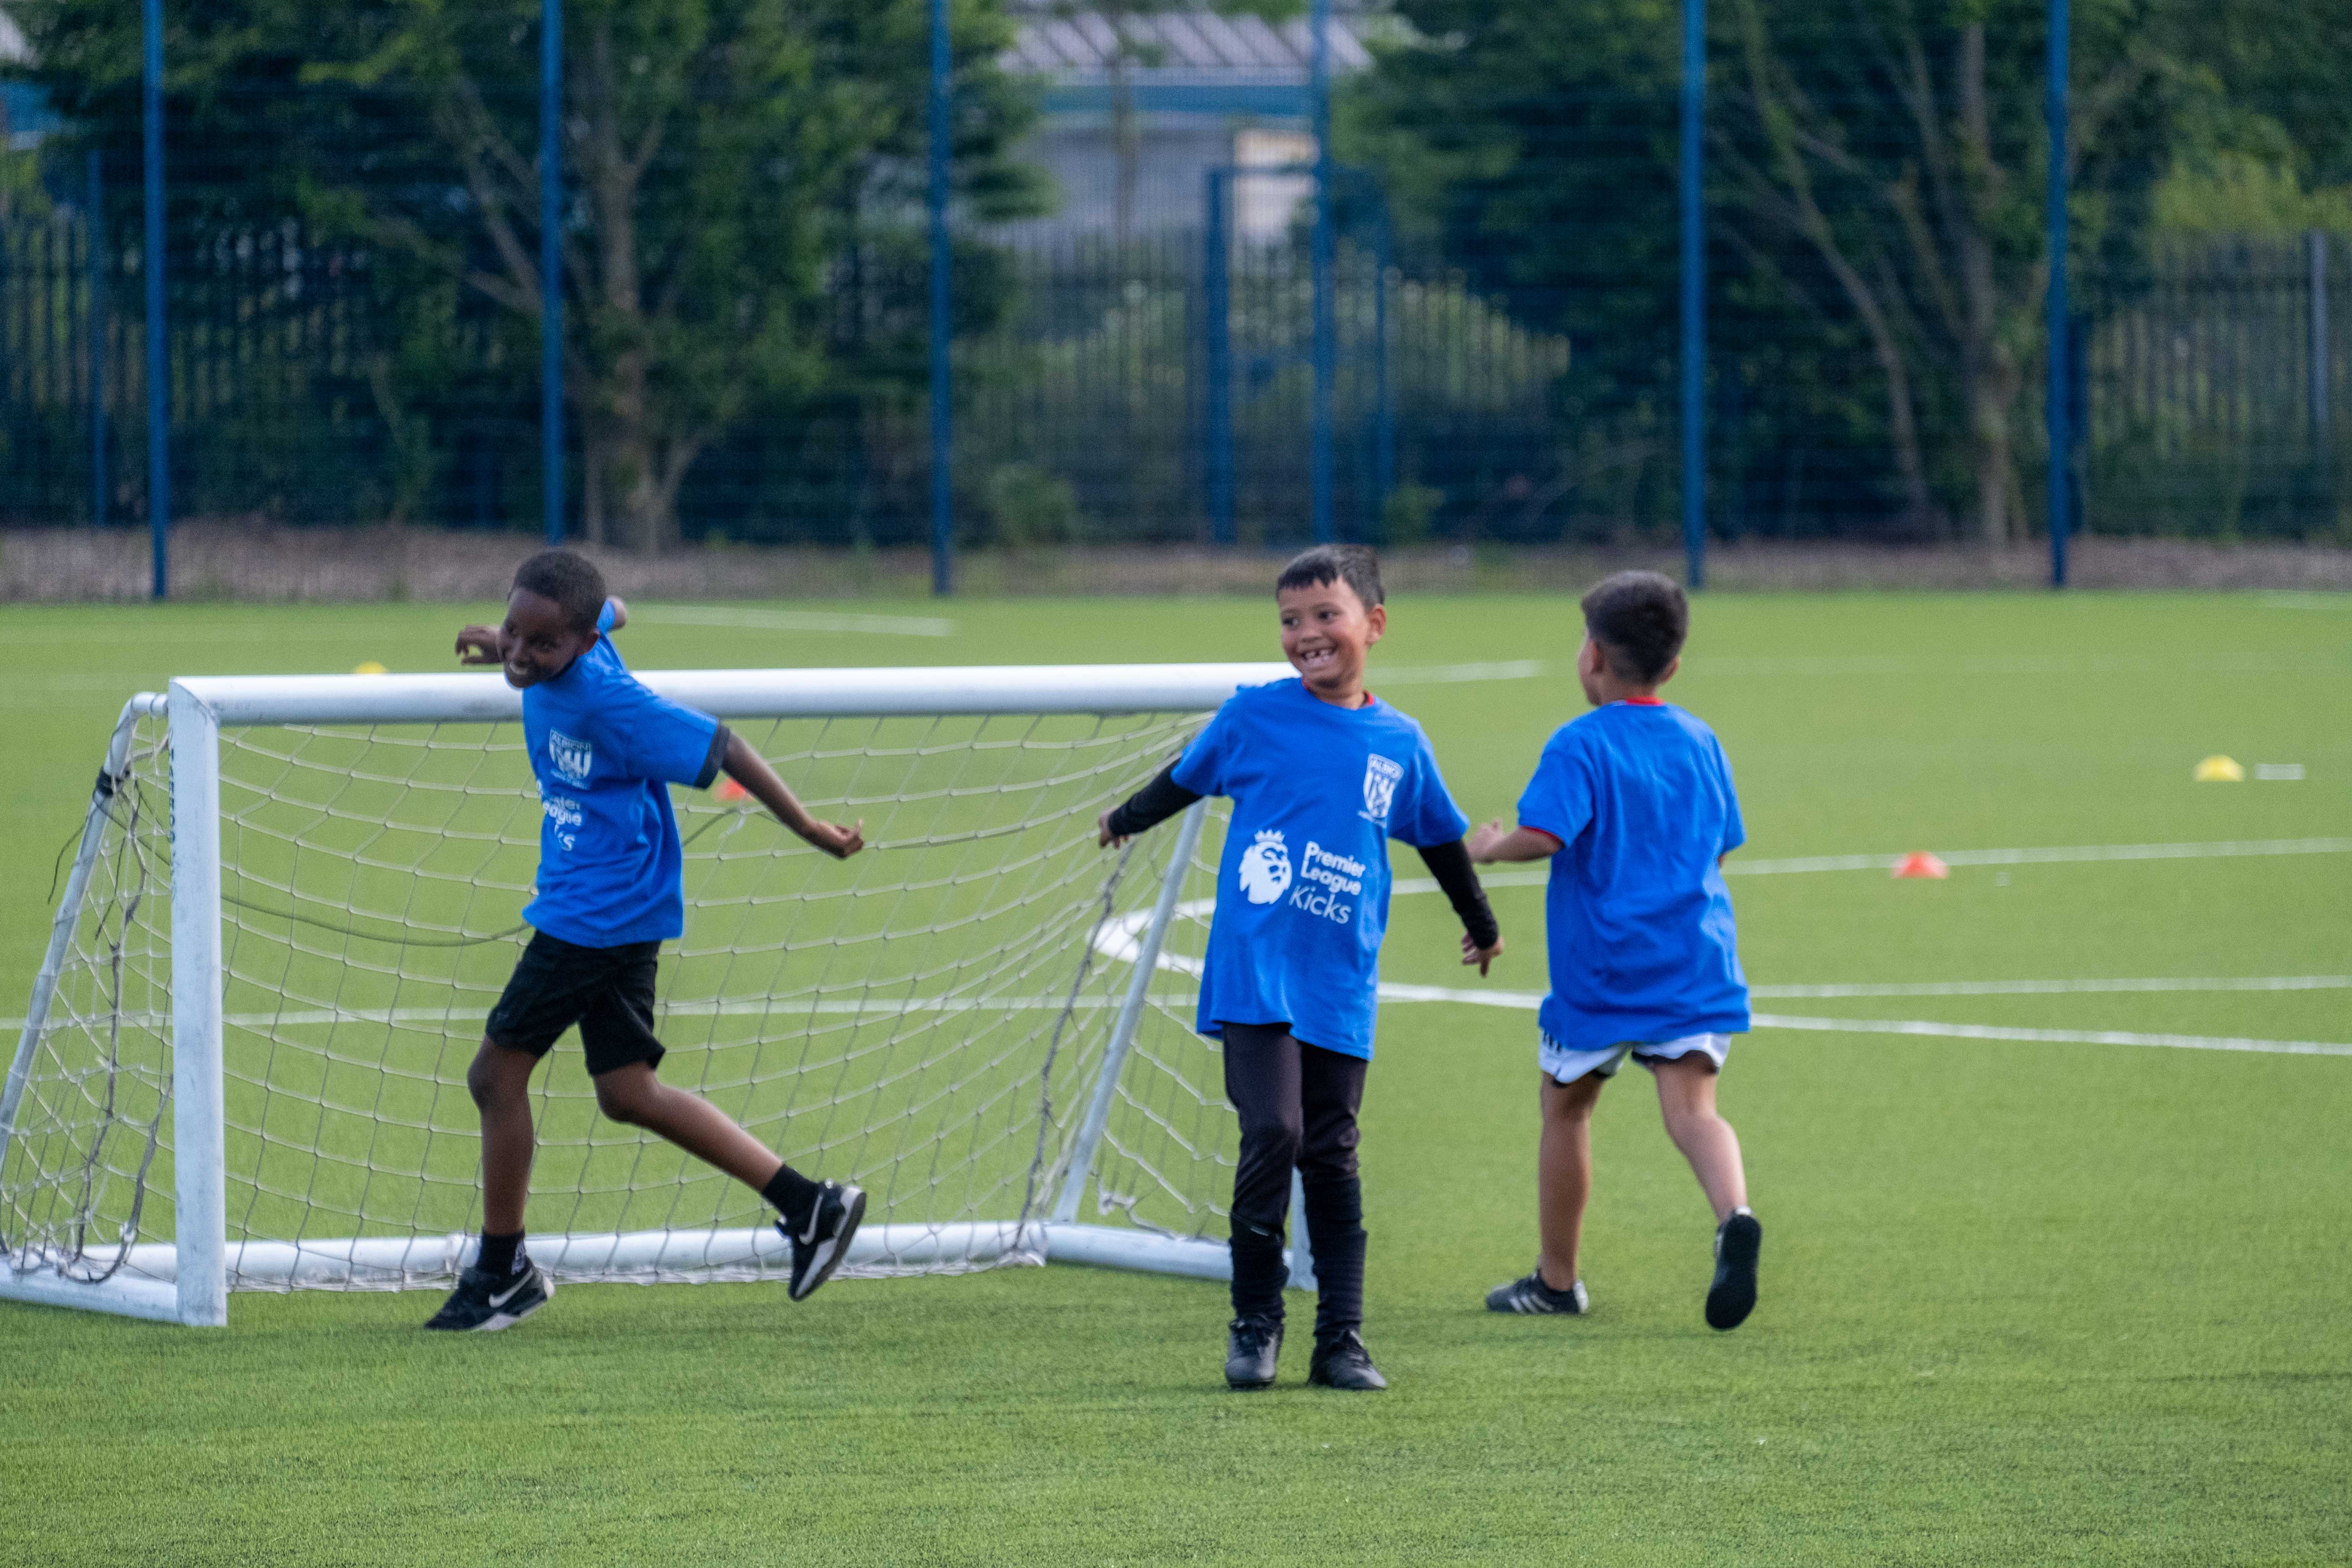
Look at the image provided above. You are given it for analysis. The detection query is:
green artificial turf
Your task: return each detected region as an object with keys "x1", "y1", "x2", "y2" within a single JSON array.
[{"x1": 2, "y1": 589, "x2": 2349, "y2": 1565}]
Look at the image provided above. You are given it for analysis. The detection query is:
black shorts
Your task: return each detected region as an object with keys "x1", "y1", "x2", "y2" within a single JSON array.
[{"x1": 484, "y1": 931, "x2": 666, "y2": 1076}]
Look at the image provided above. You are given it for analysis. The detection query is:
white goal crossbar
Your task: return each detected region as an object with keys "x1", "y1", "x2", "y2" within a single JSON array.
[{"x1": 2, "y1": 663, "x2": 1290, "y2": 1325}]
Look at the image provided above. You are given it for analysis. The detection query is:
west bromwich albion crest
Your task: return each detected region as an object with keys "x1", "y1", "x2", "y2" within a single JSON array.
[
  {"x1": 1361, "y1": 753, "x2": 1403, "y2": 822},
  {"x1": 548, "y1": 729, "x2": 594, "y2": 786}
]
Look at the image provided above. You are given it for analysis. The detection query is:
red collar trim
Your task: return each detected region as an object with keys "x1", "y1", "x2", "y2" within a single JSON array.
[{"x1": 1620, "y1": 696, "x2": 1665, "y2": 706}]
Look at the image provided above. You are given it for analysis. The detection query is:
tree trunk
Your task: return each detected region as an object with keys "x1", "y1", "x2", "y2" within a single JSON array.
[
  {"x1": 1954, "y1": 22, "x2": 2017, "y2": 545},
  {"x1": 1967, "y1": 365, "x2": 2016, "y2": 545}
]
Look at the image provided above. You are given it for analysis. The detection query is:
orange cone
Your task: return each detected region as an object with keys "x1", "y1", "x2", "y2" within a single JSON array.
[
  {"x1": 1891, "y1": 852, "x2": 1949, "y2": 879},
  {"x1": 714, "y1": 777, "x2": 751, "y2": 804}
]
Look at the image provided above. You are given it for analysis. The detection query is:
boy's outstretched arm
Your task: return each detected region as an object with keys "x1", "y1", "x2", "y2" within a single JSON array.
[
  {"x1": 1097, "y1": 762, "x2": 1202, "y2": 848},
  {"x1": 721, "y1": 732, "x2": 864, "y2": 859},
  {"x1": 1416, "y1": 838, "x2": 1504, "y2": 976},
  {"x1": 1468, "y1": 818, "x2": 1563, "y2": 864},
  {"x1": 454, "y1": 623, "x2": 504, "y2": 665}
]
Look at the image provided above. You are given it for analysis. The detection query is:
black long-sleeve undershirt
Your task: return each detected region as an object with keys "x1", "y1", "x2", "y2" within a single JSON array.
[
  {"x1": 1415, "y1": 837, "x2": 1499, "y2": 952},
  {"x1": 1105, "y1": 763, "x2": 1500, "y2": 951}
]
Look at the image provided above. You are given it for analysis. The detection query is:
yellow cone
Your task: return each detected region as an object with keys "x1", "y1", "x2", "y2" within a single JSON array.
[
  {"x1": 2193, "y1": 754, "x2": 2244, "y2": 782},
  {"x1": 352, "y1": 660, "x2": 389, "y2": 676}
]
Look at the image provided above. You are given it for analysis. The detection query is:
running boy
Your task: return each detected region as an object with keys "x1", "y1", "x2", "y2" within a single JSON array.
[
  {"x1": 429, "y1": 549, "x2": 867, "y2": 1331},
  {"x1": 1099, "y1": 545, "x2": 1503, "y2": 1390},
  {"x1": 1470, "y1": 571, "x2": 1761, "y2": 1330}
]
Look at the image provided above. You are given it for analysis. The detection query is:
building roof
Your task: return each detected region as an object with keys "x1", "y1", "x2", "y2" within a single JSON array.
[{"x1": 1003, "y1": 6, "x2": 1376, "y2": 86}]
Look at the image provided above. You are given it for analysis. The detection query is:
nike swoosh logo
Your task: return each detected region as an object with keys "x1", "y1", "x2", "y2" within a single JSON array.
[{"x1": 487, "y1": 1276, "x2": 531, "y2": 1308}]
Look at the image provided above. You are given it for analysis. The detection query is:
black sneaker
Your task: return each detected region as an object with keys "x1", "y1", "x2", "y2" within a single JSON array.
[
  {"x1": 1307, "y1": 1329, "x2": 1388, "y2": 1391},
  {"x1": 1485, "y1": 1268, "x2": 1590, "y2": 1315},
  {"x1": 423, "y1": 1261, "x2": 551, "y2": 1331},
  {"x1": 1706, "y1": 1208, "x2": 1762, "y2": 1331},
  {"x1": 1225, "y1": 1315, "x2": 1283, "y2": 1389},
  {"x1": 781, "y1": 1181, "x2": 867, "y2": 1301}
]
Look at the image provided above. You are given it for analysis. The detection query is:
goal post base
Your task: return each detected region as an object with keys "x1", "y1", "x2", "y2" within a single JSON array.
[
  {"x1": 0, "y1": 1265, "x2": 185, "y2": 1325},
  {"x1": 1, "y1": 1222, "x2": 1290, "y2": 1321}
]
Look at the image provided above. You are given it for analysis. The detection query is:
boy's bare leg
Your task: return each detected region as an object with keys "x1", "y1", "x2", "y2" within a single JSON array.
[
  {"x1": 591, "y1": 1062, "x2": 785, "y2": 1191},
  {"x1": 1652, "y1": 1056, "x2": 1747, "y2": 1222},
  {"x1": 466, "y1": 1040, "x2": 543, "y2": 1235},
  {"x1": 1537, "y1": 1071, "x2": 1607, "y2": 1290}
]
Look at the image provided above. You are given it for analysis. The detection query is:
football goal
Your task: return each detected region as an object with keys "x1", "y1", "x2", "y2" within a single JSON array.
[{"x1": 0, "y1": 663, "x2": 1290, "y2": 1325}]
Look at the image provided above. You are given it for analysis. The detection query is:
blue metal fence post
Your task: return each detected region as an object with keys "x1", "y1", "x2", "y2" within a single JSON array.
[
  {"x1": 1204, "y1": 167, "x2": 1235, "y2": 545},
  {"x1": 88, "y1": 150, "x2": 107, "y2": 530},
  {"x1": 928, "y1": 0, "x2": 954, "y2": 595},
  {"x1": 2046, "y1": 0, "x2": 2070, "y2": 586},
  {"x1": 1309, "y1": 0, "x2": 1335, "y2": 544},
  {"x1": 1680, "y1": 0, "x2": 1706, "y2": 589},
  {"x1": 1371, "y1": 181, "x2": 1394, "y2": 533},
  {"x1": 541, "y1": 0, "x2": 564, "y2": 545},
  {"x1": 141, "y1": 0, "x2": 168, "y2": 597}
]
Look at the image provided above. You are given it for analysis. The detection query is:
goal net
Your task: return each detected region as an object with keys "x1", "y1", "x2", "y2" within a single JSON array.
[{"x1": 0, "y1": 664, "x2": 1283, "y2": 1325}]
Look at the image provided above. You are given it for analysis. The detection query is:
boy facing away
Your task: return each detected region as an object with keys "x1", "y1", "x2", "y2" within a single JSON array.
[
  {"x1": 1099, "y1": 545, "x2": 1503, "y2": 1390},
  {"x1": 429, "y1": 549, "x2": 868, "y2": 1330},
  {"x1": 1469, "y1": 571, "x2": 1762, "y2": 1330}
]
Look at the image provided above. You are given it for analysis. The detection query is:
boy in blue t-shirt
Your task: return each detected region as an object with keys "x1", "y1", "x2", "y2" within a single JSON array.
[
  {"x1": 1099, "y1": 545, "x2": 1503, "y2": 1390},
  {"x1": 1469, "y1": 571, "x2": 1762, "y2": 1331},
  {"x1": 427, "y1": 550, "x2": 868, "y2": 1331}
]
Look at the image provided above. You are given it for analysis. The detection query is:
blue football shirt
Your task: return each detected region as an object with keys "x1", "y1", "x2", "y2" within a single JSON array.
[
  {"x1": 1170, "y1": 678, "x2": 1471, "y2": 1060},
  {"x1": 1516, "y1": 699, "x2": 1750, "y2": 1048},
  {"x1": 519, "y1": 602, "x2": 726, "y2": 948}
]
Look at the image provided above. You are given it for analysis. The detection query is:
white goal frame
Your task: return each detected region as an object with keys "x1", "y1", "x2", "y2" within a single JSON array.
[{"x1": 1, "y1": 662, "x2": 1291, "y2": 1326}]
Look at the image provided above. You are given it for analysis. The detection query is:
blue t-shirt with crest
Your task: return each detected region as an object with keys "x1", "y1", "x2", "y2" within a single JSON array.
[
  {"x1": 519, "y1": 602, "x2": 725, "y2": 947},
  {"x1": 1171, "y1": 678, "x2": 1469, "y2": 1060}
]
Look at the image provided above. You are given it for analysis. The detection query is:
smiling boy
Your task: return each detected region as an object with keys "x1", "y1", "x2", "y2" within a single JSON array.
[
  {"x1": 1098, "y1": 545, "x2": 1503, "y2": 1390},
  {"x1": 428, "y1": 549, "x2": 868, "y2": 1330}
]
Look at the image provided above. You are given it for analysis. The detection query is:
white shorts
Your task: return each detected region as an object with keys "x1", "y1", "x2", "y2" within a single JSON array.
[{"x1": 1539, "y1": 1030, "x2": 1733, "y2": 1087}]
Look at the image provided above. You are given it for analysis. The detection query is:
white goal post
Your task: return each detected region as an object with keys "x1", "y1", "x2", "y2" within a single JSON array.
[{"x1": 1, "y1": 663, "x2": 1296, "y2": 1326}]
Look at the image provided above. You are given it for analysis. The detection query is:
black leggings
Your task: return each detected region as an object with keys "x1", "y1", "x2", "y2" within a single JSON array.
[{"x1": 1220, "y1": 1021, "x2": 1369, "y2": 1340}]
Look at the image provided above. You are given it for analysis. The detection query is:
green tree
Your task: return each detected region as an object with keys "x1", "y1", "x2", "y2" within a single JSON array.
[
  {"x1": 19, "y1": 0, "x2": 1046, "y2": 550},
  {"x1": 1349, "y1": 0, "x2": 2219, "y2": 541}
]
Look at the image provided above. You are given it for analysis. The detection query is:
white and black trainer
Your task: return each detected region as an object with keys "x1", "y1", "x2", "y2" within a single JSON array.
[
  {"x1": 1706, "y1": 1208, "x2": 1762, "y2": 1331},
  {"x1": 1306, "y1": 1329, "x2": 1388, "y2": 1391},
  {"x1": 1485, "y1": 1268, "x2": 1590, "y2": 1315},
  {"x1": 1225, "y1": 1315, "x2": 1283, "y2": 1389},
  {"x1": 423, "y1": 1261, "x2": 552, "y2": 1331},
  {"x1": 783, "y1": 1180, "x2": 867, "y2": 1301}
]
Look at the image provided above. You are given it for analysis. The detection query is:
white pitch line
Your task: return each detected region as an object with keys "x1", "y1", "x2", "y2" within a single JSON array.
[
  {"x1": 630, "y1": 605, "x2": 956, "y2": 637},
  {"x1": 1359, "y1": 987, "x2": 2350, "y2": 1057},
  {"x1": 1748, "y1": 1013, "x2": 2352, "y2": 1059},
  {"x1": 1375, "y1": 659, "x2": 1549, "y2": 685},
  {"x1": 1396, "y1": 837, "x2": 2352, "y2": 893},
  {"x1": 1750, "y1": 975, "x2": 2350, "y2": 999}
]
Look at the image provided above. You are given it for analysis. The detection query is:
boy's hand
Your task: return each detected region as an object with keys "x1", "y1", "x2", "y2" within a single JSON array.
[
  {"x1": 1461, "y1": 933, "x2": 1504, "y2": 977},
  {"x1": 455, "y1": 625, "x2": 505, "y2": 666},
  {"x1": 800, "y1": 818, "x2": 865, "y2": 860},
  {"x1": 1097, "y1": 809, "x2": 1128, "y2": 849},
  {"x1": 1466, "y1": 819, "x2": 1509, "y2": 863}
]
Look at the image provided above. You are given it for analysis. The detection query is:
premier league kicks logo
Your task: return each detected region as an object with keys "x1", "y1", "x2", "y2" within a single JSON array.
[
  {"x1": 1238, "y1": 829, "x2": 1293, "y2": 904},
  {"x1": 1361, "y1": 753, "x2": 1403, "y2": 823},
  {"x1": 547, "y1": 729, "x2": 594, "y2": 786}
]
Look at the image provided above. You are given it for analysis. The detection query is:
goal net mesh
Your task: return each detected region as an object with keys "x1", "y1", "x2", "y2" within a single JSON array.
[{"x1": 2, "y1": 704, "x2": 1238, "y2": 1293}]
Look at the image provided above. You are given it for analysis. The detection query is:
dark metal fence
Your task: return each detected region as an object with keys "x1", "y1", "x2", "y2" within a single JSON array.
[{"x1": 9, "y1": 207, "x2": 2343, "y2": 545}]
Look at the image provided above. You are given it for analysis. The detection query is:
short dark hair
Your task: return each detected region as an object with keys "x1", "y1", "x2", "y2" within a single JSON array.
[
  {"x1": 511, "y1": 549, "x2": 607, "y2": 634},
  {"x1": 1275, "y1": 544, "x2": 1384, "y2": 609},
  {"x1": 1580, "y1": 570, "x2": 1688, "y2": 683}
]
